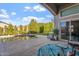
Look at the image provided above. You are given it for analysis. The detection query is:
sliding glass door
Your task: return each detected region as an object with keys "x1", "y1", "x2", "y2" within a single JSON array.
[
  {"x1": 71, "y1": 20, "x2": 79, "y2": 42},
  {"x1": 60, "y1": 20, "x2": 79, "y2": 42},
  {"x1": 60, "y1": 21, "x2": 69, "y2": 40}
]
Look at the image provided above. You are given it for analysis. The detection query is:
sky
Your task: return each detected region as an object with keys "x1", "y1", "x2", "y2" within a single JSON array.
[{"x1": 0, "y1": 3, "x2": 54, "y2": 26}]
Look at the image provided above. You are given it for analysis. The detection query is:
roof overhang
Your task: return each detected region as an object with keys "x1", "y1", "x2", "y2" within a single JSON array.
[{"x1": 41, "y1": 3, "x2": 76, "y2": 15}]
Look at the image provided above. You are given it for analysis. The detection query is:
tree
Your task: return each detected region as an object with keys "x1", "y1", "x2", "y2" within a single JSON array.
[
  {"x1": 29, "y1": 19, "x2": 39, "y2": 33},
  {"x1": 48, "y1": 22, "x2": 54, "y2": 32},
  {"x1": 23, "y1": 25, "x2": 28, "y2": 34},
  {"x1": 14, "y1": 25, "x2": 18, "y2": 34},
  {"x1": 19, "y1": 25, "x2": 24, "y2": 34},
  {"x1": 41, "y1": 22, "x2": 54, "y2": 34},
  {"x1": 7, "y1": 24, "x2": 14, "y2": 35},
  {"x1": 39, "y1": 25, "x2": 44, "y2": 33}
]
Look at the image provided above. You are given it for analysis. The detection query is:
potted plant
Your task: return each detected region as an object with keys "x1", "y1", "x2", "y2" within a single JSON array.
[{"x1": 53, "y1": 28, "x2": 59, "y2": 40}]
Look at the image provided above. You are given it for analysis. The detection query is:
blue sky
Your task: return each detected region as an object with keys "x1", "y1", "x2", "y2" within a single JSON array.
[{"x1": 0, "y1": 3, "x2": 54, "y2": 26}]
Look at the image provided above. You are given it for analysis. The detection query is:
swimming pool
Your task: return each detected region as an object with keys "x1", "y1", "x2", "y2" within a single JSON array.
[{"x1": 37, "y1": 44, "x2": 79, "y2": 56}]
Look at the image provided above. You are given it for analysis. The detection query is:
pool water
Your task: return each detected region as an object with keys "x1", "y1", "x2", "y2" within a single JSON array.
[
  {"x1": 0, "y1": 36, "x2": 31, "y2": 42},
  {"x1": 37, "y1": 44, "x2": 79, "y2": 56}
]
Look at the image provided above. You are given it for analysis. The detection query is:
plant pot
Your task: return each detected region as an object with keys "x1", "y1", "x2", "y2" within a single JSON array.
[{"x1": 54, "y1": 35, "x2": 58, "y2": 40}]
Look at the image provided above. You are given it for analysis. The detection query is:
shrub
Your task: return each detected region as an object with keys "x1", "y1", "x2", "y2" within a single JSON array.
[{"x1": 53, "y1": 28, "x2": 59, "y2": 35}]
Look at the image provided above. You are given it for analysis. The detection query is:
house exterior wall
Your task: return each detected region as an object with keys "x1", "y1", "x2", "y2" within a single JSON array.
[
  {"x1": 0, "y1": 22, "x2": 8, "y2": 28},
  {"x1": 60, "y1": 4, "x2": 79, "y2": 17},
  {"x1": 42, "y1": 3, "x2": 79, "y2": 40},
  {"x1": 59, "y1": 4, "x2": 79, "y2": 41}
]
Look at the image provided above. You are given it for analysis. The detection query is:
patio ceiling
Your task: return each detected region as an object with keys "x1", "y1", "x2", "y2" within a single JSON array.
[{"x1": 42, "y1": 3, "x2": 76, "y2": 15}]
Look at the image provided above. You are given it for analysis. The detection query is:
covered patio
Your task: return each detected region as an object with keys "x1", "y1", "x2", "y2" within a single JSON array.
[
  {"x1": 37, "y1": 3, "x2": 79, "y2": 56},
  {"x1": 42, "y1": 3, "x2": 79, "y2": 45}
]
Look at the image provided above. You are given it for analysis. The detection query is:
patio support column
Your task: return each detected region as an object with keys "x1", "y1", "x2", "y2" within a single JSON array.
[
  {"x1": 54, "y1": 14, "x2": 61, "y2": 40},
  {"x1": 54, "y1": 15, "x2": 59, "y2": 29},
  {"x1": 59, "y1": 21, "x2": 61, "y2": 40},
  {"x1": 69, "y1": 20, "x2": 72, "y2": 41}
]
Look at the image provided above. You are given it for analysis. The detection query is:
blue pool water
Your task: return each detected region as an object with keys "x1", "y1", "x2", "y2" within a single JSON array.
[{"x1": 37, "y1": 44, "x2": 79, "y2": 56}]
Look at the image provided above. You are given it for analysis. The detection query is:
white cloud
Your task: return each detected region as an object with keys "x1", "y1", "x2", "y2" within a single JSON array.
[
  {"x1": 22, "y1": 16, "x2": 38, "y2": 23},
  {"x1": 46, "y1": 15, "x2": 54, "y2": 21},
  {"x1": 0, "y1": 9, "x2": 9, "y2": 19},
  {"x1": 21, "y1": 16, "x2": 49, "y2": 24},
  {"x1": 46, "y1": 15, "x2": 53, "y2": 18},
  {"x1": 37, "y1": 17, "x2": 50, "y2": 23},
  {"x1": 33, "y1": 5, "x2": 46, "y2": 12},
  {"x1": 0, "y1": 19, "x2": 13, "y2": 24},
  {"x1": 15, "y1": 17, "x2": 29, "y2": 25},
  {"x1": 24, "y1": 6, "x2": 31, "y2": 10},
  {"x1": 15, "y1": 16, "x2": 52, "y2": 25},
  {"x1": 24, "y1": 5, "x2": 46, "y2": 12},
  {"x1": 11, "y1": 12, "x2": 16, "y2": 15},
  {"x1": 24, "y1": 6, "x2": 32, "y2": 12},
  {"x1": 0, "y1": 9, "x2": 7, "y2": 15},
  {"x1": 0, "y1": 14, "x2": 9, "y2": 19},
  {"x1": 39, "y1": 17, "x2": 45, "y2": 20},
  {"x1": 0, "y1": 9, "x2": 14, "y2": 25}
]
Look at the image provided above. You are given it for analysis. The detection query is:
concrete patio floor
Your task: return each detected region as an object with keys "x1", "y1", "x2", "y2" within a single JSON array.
[{"x1": 0, "y1": 35, "x2": 68, "y2": 56}]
